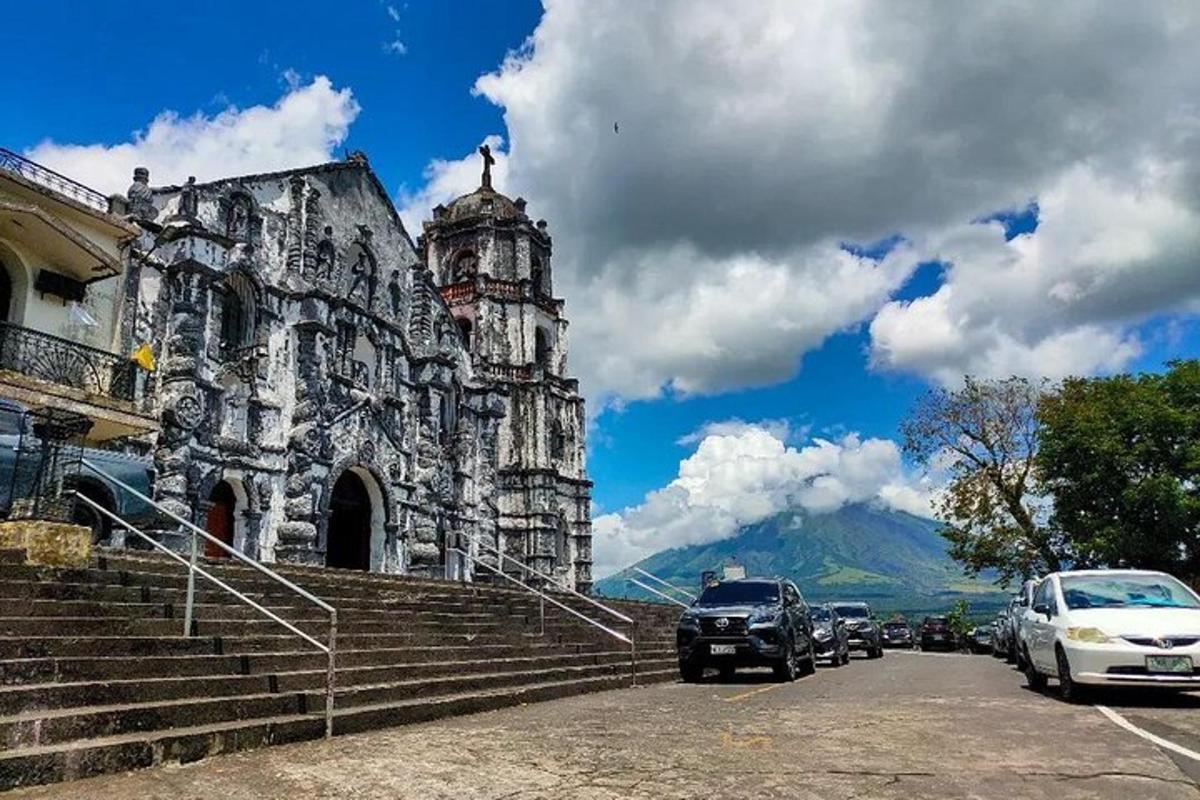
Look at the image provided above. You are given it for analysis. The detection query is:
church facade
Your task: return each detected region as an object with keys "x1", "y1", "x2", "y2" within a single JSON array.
[{"x1": 120, "y1": 150, "x2": 592, "y2": 590}]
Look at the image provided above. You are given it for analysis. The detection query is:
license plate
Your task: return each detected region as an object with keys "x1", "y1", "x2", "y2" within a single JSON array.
[
  {"x1": 1146, "y1": 655, "x2": 1193, "y2": 673},
  {"x1": 710, "y1": 644, "x2": 737, "y2": 655}
]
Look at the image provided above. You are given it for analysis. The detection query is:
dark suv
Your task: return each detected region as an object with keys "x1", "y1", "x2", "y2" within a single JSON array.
[
  {"x1": 919, "y1": 615, "x2": 955, "y2": 651},
  {"x1": 833, "y1": 602, "x2": 883, "y2": 658},
  {"x1": 677, "y1": 578, "x2": 817, "y2": 682}
]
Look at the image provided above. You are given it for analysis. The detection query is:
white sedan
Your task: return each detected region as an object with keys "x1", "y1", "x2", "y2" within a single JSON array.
[{"x1": 1022, "y1": 569, "x2": 1200, "y2": 701}]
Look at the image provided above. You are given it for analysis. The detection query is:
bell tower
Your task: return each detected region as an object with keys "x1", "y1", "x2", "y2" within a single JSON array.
[{"x1": 420, "y1": 148, "x2": 593, "y2": 591}]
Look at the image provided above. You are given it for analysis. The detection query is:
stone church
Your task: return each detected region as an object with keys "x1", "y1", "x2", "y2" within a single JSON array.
[{"x1": 120, "y1": 148, "x2": 592, "y2": 590}]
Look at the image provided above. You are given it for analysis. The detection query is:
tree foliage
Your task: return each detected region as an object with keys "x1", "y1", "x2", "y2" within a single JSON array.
[
  {"x1": 901, "y1": 376, "x2": 1064, "y2": 586},
  {"x1": 1037, "y1": 360, "x2": 1200, "y2": 581}
]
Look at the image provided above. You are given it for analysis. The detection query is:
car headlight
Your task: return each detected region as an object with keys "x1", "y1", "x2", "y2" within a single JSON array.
[
  {"x1": 678, "y1": 614, "x2": 700, "y2": 629},
  {"x1": 1065, "y1": 626, "x2": 1112, "y2": 644},
  {"x1": 748, "y1": 610, "x2": 778, "y2": 626},
  {"x1": 814, "y1": 627, "x2": 833, "y2": 640}
]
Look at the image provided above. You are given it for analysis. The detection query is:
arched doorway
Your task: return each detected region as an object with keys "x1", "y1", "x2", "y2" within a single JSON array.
[
  {"x1": 327, "y1": 470, "x2": 372, "y2": 570},
  {"x1": 205, "y1": 481, "x2": 237, "y2": 558}
]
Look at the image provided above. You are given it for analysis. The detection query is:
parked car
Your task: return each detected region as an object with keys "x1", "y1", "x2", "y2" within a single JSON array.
[
  {"x1": 965, "y1": 625, "x2": 994, "y2": 654},
  {"x1": 881, "y1": 620, "x2": 915, "y2": 649},
  {"x1": 919, "y1": 615, "x2": 955, "y2": 651},
  {"x1": 991, "y1": 610, "x2": 1012, "y2": 659},
  {"x1": 810, "y1": 604, "x2": 850, "y2": 666},
  {"x1": 677, "y1": 578, "x2": 817, "y2": 683},
  {"x1": 1011, "y1": 578, "x2": 1041, "y2": 668},
  {"x1": 833, "y1": 602, "x2": 883, "y2": 658},
  {"x1": 0, "y1": 399, "x2": 155, "y2": 542},
  {"x1": 1021, "y1": 569, "x2": 1200, "y2": 702}
]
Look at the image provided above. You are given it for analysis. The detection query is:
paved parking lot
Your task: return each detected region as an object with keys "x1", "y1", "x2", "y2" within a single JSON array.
[{"x1": 12, "y1": 651, "x2": 1200, "y2": 800}]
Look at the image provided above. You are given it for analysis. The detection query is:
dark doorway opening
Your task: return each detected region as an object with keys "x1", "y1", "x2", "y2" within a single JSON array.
[
  {"x1": 0, "y1": 262, "x2": 11, "y2": 322},
  {"x1": 205, "y1": 481, "x2": 237, "y2": 558},
  {"x1": 327, "y1": 470, "x2": 372, "y2": 570}
]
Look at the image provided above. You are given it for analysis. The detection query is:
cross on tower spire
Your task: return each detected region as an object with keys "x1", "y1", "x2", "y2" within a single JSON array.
[{"x1": 479, "y1": 144, "x2": 495, "y2": 189}]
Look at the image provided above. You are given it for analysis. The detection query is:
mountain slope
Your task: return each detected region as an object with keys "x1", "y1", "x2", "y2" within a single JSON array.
[{"x1": 595, "y1": 504, "x2": 1006, "y2": 615}]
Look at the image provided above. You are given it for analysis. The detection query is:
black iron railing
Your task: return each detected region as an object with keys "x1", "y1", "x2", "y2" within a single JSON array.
[
  {"x1": 0, "y1": 322, "x2": 136, "y2": 401},
  {"x1": 0, "y1": 148, "x2": 111, "y2": 213}
]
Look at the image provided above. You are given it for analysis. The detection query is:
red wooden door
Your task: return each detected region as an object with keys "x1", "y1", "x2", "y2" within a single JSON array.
[{"x1": 205, "y1": 482, "x2": 236, "y2": 558}]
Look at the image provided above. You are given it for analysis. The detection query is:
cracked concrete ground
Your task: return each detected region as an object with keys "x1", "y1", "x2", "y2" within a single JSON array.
[{"x1": 10, "y1": 651, "x2": 1200, "y2": 799}]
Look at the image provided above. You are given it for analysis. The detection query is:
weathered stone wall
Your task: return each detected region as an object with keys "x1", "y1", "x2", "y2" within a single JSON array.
[{"x1": 125, "y1": 160, "x2": 503, "y2": 577}]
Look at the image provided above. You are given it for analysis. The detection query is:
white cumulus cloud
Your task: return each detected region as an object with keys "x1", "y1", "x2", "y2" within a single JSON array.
[
  {"x1": 399, "y1": 1, "x2": 1200, "y2": 402},
  {"x1": 592, "y1": 422, "x2": 934, "y2": 577},
  {"x1": 25, "y1": 76, "x2": 360, "y2": 194}
]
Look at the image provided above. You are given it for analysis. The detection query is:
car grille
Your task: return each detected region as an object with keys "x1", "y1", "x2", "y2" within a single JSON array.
[
  {"x1": 700, "y1": 617, "x2": 748, "y2": 637},
  {"x1": 1120, "y1": 636, "x2": 1200, "y2": 649}
]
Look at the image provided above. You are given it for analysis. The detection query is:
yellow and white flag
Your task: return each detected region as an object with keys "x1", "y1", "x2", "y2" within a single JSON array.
[{"x1": 130, "y1": 343, "x2": 156, "y2": 372}]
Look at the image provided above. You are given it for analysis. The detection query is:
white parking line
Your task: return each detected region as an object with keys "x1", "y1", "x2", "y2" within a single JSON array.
[{"x1": 1096, "y1": 705, "x2": 1200, "y2": 763}]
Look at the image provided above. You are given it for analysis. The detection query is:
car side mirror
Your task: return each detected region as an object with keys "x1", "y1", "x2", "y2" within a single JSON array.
[{"x1": 1032, "y1": 602, "x2": 1050, "y2": 616}]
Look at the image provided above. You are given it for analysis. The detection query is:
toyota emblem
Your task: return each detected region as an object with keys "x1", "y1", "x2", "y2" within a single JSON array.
[{"x1": 715, "y1": 617, "x2": 730, "y2": 629}]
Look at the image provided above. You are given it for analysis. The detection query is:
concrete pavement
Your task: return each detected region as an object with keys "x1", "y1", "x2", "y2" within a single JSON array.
[{"x1": 10, "y1": 650, "x2": 1199, "y2": 799}]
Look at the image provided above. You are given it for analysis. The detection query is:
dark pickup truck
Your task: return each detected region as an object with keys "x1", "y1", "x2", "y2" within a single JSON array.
[{"x1": 0, "y1": 399, "x2": 155, "y2": 541}]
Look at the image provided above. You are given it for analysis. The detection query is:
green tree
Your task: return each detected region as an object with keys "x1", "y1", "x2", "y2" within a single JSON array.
[
  {"x1": 902, "y1": 376, "x2": 1064, "y2": 586},
  {"x1": 1037, "y1": 360, "x2": 1200, "y2": 581},
  {"x1": 946, "y1": 599, "x2": 973, "y2": 641}
]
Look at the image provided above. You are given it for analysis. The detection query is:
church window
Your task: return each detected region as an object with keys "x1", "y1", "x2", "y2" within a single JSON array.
[
  {"x1": 534, "y1": 326, "x2": 552, "y2": 370},
  {"x1": 219, "y1": 273, "x2": 256, "y2": 353},
  {"x1": 452, "y1": 251, "x2": 477, "y2": 283},
  {"x1": 550, "y1": 420, "x2": 565, "y2": 461},
  {"x1": 531, "y1": 256, "x2": 545, "y2": 295},
  {"x1": 456, "y1": 317, "x2": 473, "y2": 351}
]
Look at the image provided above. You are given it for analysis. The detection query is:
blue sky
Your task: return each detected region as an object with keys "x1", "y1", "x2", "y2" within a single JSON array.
[{"x1": 7, "y1": 2, "x2": 1200, "y2": 576}]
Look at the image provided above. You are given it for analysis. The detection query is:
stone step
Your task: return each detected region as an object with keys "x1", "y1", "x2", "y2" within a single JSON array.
[
  {"x1": 0, "y1": 641, "x2": 649, "y2": 685},
  {"x1": 0, "y1": 648, "x2": 678, "y2": 713},
  {"x1": 0, "y1": 668, "x2": 680, "y2": 792}
]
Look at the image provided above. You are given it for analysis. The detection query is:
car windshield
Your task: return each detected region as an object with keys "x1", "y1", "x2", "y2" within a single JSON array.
[
  {"x1": 695, "y1": 582, "x2": 778, "y2": 607},
  {"x1": 884, "y1": 623, "x2": 907, "y2": 630},
  {"x1": 924, "y1": 617, "x2": 949, "y2": 626},
  {"x1": 834, "y1": 605, "x2": 869, "y2": 619},
  {"x1": 1060, "y1": 574, "x2": 1200, "y2": 610},
  {"x1": 810, "y1": 608, "x2": 832, "y2": 622}
]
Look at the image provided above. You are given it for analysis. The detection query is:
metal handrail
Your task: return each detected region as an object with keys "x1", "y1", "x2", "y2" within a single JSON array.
[
  {"x1": 450, "y1": 546, "x2": 638, "y2": 683},
  {"x1": 79, "y1": 458, "x2": 338, "y2": 738},
  {"x1": 629, "y1": 578, "x2": 690, "y2": 608},
  {"x1": 633, "y1": 567, "x2": 696, "y2": 600},
  {"x1": 463, "y1": 533, "x2": 633, "y2": 625}
]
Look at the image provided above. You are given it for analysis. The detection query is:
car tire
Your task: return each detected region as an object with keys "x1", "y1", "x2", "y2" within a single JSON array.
[
  {"x1": 799, "y1": 641, "x2": 817, "y2": 677},
  {"x1": 1055, "y1": 646, "x2": 1091, "y2": 704},
  {"x1": 1024, "y1": 651, "x2": 1048, "y2": 692},
  {"x1": 773, "y1": 640, "x2": 799, "y2": 682},
  {"x1": 679, "y1": 661, "x2": 704, "y2": 683}
]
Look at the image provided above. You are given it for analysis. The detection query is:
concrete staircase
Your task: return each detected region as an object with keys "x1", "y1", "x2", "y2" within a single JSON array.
[{"x1": 0, "y1": 547, "x2": 680, "y2": 790}]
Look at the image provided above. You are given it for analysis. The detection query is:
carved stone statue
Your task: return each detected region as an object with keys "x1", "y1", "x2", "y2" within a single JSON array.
[
  {"x1": 227, "y1": 197, "x2": 250, "y2": 240},
  {"x1": 347, "y1": 246, "x2": 377, "y2": 308},
  {"x1": 179, "y1": 176, "x2": 199, "y2": 220},
  {"x1": 315, "y1": 238, "x2": 335, "y2": 282},
  {"x1": 126, "y1": 167, "x2": 155, "y2": 220}
]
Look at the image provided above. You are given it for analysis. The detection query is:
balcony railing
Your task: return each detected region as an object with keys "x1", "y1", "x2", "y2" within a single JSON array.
[
  {"x1": 0, "y1": 322, "x2": 136, "y2": 402},
  {"x1": 0, "y1": 148, "x2": 111, "y2": 213}
]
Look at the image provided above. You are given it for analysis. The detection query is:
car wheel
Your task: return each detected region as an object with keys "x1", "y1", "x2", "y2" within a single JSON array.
[
  {"x1": 799, "y1": 641, "x2": 817, "y2": 677},
  {"x1": 679, "y1": 660, "x2": 704, "y2": 683},
  {"x1": 1024, "y1": 651, "x2": 1048, "y2": 692},
  {"x1": 773, "y1": 640, "x2": 799, "y2": 682},
  {"x1": 842, "y1": 647, "x2": 851, "y2": 665},
  {"x1": 1055, "y1": 646, "x2": 1091, "y2": 704}
]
